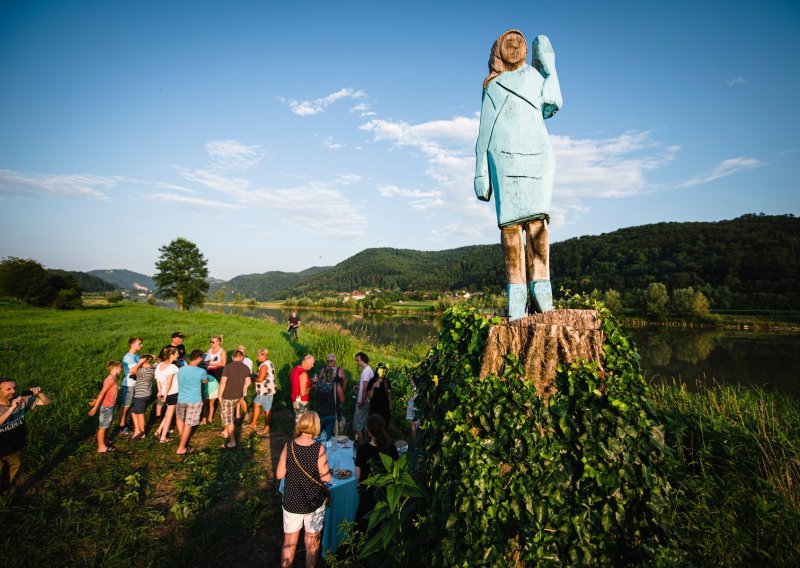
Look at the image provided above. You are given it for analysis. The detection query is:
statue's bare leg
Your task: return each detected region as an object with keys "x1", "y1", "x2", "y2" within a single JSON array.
[
  {"x1": 502, "y1": 224, "x2": 527, "y2": 320},
  {"x1": 525, "y1": 219, "x2": 553, "y2": 312}
]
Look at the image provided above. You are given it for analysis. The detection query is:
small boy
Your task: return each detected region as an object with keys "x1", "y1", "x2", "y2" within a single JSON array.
[{"x1": 88, "y1": 361, "x2": 122, "y2": 453}]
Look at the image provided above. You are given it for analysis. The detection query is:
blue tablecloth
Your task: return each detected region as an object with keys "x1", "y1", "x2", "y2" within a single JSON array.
[
  {"x1": 323, "y1": 444, "x2": 359, "y2": 554},
  {"x1": 279, "y1": 443, "x2": 359, "y2": 556}
]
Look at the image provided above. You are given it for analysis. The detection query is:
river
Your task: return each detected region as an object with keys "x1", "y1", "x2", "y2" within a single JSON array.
[{"x1": 199, "y1": 304, "x2": 800, "y2": 397}]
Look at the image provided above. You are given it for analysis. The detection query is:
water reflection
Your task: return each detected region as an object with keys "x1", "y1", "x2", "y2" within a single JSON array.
[
  {"x1": 204, "y1": 305, "x2": 440, "y2": 349},
  {"x1": 192, "y1": 304, "x2": 800, "y2": 396},
  {"x1": 629, "y1": 328, "x2": 800, "y2": 396}
]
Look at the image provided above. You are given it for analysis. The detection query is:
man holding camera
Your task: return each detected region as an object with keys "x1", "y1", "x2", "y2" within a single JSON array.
[{"x1": 0, "y1": 378, "x2": 50, "y2": 494}]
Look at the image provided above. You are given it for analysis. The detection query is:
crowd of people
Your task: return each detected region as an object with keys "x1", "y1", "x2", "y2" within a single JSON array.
[
  {"x1": 5, "y1": 323, "x2": 417, "y2": 565},
  {"x1": 88, "y1": 332, "x2": 280, "y2": 456}
]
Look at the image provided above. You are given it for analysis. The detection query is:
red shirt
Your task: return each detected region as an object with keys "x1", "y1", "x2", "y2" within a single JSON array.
[
  {"x1": 290, "y1": 365, "x2": 309, "y2": 402},
  {"x1": 101, "y1": 375, "x2": 118, "y2": 407}
]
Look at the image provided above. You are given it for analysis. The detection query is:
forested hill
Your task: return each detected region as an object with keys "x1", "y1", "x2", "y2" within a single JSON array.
[
  {"x1": 272, "y1": 245, "x2": 507, "y2": 299},
  {"x1": 550, "y1": 214, "x2": 799, "y2": 309},
  {"x1": 208, "y1": 266, "x2": 330, "y2": 300},
  {"x1": 215, "y1": 214, "x2": 798, "y2": 309},
  {"x1": 49, "y1": 270, "x2": 117, "y2": 293},
  {"x1": 88, "y1": 269, "x2": 156, "y2": 292}
]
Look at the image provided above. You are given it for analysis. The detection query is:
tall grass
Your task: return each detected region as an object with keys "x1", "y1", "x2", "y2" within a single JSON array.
[{"x1": 651, "y1": 380, "x2": 800, "y2": 565}]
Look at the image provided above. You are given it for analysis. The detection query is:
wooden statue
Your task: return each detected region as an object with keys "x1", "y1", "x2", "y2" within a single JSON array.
[{"x1": 474, "y1": 30, "x2": 563, "y2": 320}]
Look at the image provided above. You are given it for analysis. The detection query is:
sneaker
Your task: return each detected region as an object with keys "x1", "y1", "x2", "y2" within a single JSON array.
[{"x1": 119, "y1": 427, "x2": 132, "y2": 435}]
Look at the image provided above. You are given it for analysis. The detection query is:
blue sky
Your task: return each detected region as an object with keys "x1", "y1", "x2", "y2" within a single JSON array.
[{"x1": 1, "y1": 0, "x2": 798, "y2": 280}]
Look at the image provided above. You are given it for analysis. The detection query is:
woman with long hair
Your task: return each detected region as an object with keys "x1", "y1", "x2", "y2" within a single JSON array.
[
  {"x1": 202, "y1": 335, "x2": 226, "y2": 424},
  {"x1": 354, "y1": 414, "x2": 399, "y2": 526},
  {"x1": 276, "y1": 411, "x2": 331, "y2": 567},
  {"x1": 154, "y1": 347, "x2": 179, "y2": 443}
]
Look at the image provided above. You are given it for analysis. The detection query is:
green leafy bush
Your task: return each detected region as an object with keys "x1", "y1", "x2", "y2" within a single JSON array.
[{"x1": 410, "y1": 302, "x2": 680, "y2": 566}]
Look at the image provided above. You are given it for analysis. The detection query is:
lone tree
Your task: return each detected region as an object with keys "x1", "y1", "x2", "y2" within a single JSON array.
[{"x1": 154, "y1": 238, "x2": 209, "y2": 311}]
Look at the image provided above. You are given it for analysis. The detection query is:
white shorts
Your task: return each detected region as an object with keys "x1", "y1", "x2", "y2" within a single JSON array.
[{"x1": 282, "y1": 503, "x2": 325, "y2": 534}]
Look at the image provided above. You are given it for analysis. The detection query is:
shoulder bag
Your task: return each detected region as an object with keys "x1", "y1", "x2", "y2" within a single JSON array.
[{"x1": 289, "y1": 441, "x2": 331, "y2": 506}]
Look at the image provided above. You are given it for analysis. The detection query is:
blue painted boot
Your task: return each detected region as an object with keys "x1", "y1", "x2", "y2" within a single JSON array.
[
  {"x1": 507, "y1": 283, "x2": 528, "y2": 321},
  {"x1": 530, "y1": 280, "x2": 553, "y2": 313}
]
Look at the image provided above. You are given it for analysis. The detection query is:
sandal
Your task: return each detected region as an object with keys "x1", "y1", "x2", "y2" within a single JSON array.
[
  {"x1": 176, "y1": 446, "x2": 196, "y2": 455},
  {"x1": 131, "y1": 433, "x2": 144, "y2": 441},
  {"x1": 98, "y1": 446, "x2": 116, "y2": 453}
]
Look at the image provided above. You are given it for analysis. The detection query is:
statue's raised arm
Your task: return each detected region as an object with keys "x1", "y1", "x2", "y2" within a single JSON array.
[
  {"x1": 473, "y1": 30, "x2": 563, "y2": 320},
  {"x1": 532, "y1": 35, "x2": 562, "y2": 119}
]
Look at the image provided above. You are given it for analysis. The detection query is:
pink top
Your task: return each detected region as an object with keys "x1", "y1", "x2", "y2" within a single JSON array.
[{"x1": 101, "y1": 375, "x2": 118, "y2": 407}]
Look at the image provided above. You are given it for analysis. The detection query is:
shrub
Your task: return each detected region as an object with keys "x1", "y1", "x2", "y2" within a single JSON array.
[{"x1": 408, "y1": 301, "x2": 680, "y2": 566}]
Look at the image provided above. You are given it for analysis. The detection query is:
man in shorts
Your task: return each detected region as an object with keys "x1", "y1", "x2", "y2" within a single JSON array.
[
  {"x1": 175, "y1": 350, "x2": 208, "y2": 455},
  {"x1": 218, "y1": 350, "x2": 250, "y2": 449},
  {"x1": 353, "y1": 352, "x2": 373, "y2": 445},
  {"x1": 120, "y1": 337, "x2": 143, "y2": 434}
]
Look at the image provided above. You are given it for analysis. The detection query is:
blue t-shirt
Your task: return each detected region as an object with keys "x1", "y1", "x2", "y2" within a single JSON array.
[
  {"x1": 177, "y1": 365, "x2": 208, "y2": 404},
  {"x1": 122, "y1": 352, "x2": 140, "y2": 387}
]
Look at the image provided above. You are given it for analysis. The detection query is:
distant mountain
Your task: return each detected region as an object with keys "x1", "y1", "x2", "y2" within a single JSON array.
[
  {"x1": 209, "y1": 266, "x2": 331, "y2": 300},
  {"x1": 267, "y1": 214, "x2": 799, "y2": 309},
  {"x1": 50, "y1": 269, "x2": 117, "y2": 293},
  {"x1": 273, "y1": 246, "x2": 506, "y2": 299},
  {"x1": 94, "y1": 214, "x2": 797, "y2": 310},
  {"x1": 88, "y1": 269, "x2": 156, "y2": 292}
]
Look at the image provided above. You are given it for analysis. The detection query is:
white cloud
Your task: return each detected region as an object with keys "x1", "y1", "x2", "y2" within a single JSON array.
[
  {"x1": 205, "y1": 139, "x2": 263, "y2": 171},
  {"x1": 170, "y1": 147, "x2": 366, "y2": 239},
  {"x1": 726, "y1": 75, "x2": 747, "y2": 87},
  {"x1": 153, "y1": 182, "x2": 196, "y2": 193},
  {"x1": 173, "y1": 166, "x2": 252, "y2": 200},
  {"x1": 378, "y1": 184, "x2": 444, "y2": 215},
  {"x1": 335, "y1": 174, "x2": 363, "y2": 185},
  {"x1": 552, "y1": 131, "x2": 678, "y2": 201},
  {"x1": 677, "y1": 157, "x2": 761, "y2": 188},
  {"x1": 322, "y1": 136, "x2": 344, "y2": 149},
  {"x1": 0, "y1": 169, "x2": 121, "y2": 200},
  {"x1": 350, "y1": 102, "x2": 376, "y2": 117},
  {"x1": 138, "y1": 192, "x2": 242, "y2": 211},
  {"x1": 234, "y1": 181, "x2": 366, "y2": 238},
  {"x1": 285, "y1": 88, "x2": 366, "y2": 116}
]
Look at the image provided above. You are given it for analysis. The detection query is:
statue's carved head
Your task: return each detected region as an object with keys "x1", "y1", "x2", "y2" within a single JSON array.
[{"x1": 484, "y1": 29, "x2": 527, "y2": 90}]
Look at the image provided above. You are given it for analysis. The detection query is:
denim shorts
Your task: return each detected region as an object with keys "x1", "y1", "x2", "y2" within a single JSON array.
[
  {"x1": 253, "y1": 394, "x2": 274, "y2": 411},
  {"x1": 98, "y1": 406, "x2": 115, "y2": 429}
]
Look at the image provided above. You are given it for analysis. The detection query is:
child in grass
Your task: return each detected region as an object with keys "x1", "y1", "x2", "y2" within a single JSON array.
[
  {"x1": 88, "y1": 361, "x2": 122, "y2": 453},
  {"x1": 130, "y1": 355, "x2": 155, "y2": 440}
]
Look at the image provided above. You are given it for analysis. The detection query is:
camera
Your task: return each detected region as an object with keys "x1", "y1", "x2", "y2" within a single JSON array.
[{"x1": 20, "y1": 389, "x2": 34, "y2": 396}]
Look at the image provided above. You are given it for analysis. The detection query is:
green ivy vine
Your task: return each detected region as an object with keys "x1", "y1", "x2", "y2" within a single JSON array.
[{"x1": 410, "y1": 298, "x2": 682, "y2": 566}]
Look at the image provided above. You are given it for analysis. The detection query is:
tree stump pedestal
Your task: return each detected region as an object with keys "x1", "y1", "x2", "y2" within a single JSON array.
[{"x1": 479, "y1": 309, "x2": 604, "y2": 397}]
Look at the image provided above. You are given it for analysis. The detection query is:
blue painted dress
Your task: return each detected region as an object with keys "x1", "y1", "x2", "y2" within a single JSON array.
[{"x1": 474, "y1": 60, "x2": 562, "y2": 227}]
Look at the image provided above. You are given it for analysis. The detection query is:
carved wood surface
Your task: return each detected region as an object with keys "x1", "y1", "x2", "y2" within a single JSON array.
[{"x1": 479, "y1": 309, "x2": 604, "y2": 397}]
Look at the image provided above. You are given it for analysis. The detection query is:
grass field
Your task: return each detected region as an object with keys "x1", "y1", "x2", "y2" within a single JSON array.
[{"x1": 0, "y1": 299, "x2": 418, "y2": 567}]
